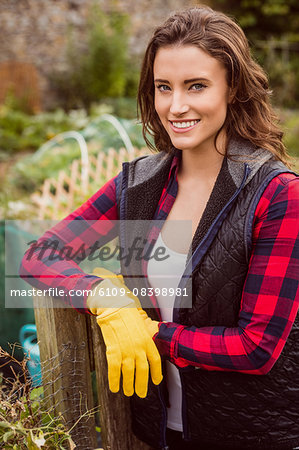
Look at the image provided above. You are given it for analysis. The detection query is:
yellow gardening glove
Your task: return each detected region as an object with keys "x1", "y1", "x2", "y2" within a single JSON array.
[
  {"x1": 87, "y1": 268, "x2": 163, "y2": 398},
  {"x1": 87, "y1": 268, "x2": 138, "y2": 314},
  {"x1": 138, "y1": 308, "x2": 160, "y2": 338},
  {"x1": 91, "y1": 267, "x2": 128, "y2": 290},
  {"x1": 96, "y1": 307, "x2": 162, "y2": 398},
  {"x1": 91, "y1": 268, "x2": 160, "y2": 338}
]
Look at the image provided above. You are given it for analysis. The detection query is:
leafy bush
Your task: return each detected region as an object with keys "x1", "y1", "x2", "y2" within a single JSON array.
[
  {"x1": 212, "y1": 0, "x2": 299, "y2": 109},
  {"x1": 0, "y1": 98, "x2": 141, "y2": 157},
  {"x1": 0, "y1": 106, "x2": 88, "y2": 154},
  {"x1": 50, "y1": 5, "x2": 139, "y2": 110}
]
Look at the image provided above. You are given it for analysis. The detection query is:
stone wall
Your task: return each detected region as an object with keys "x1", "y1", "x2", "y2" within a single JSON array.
[{"x1": 0, "y1": 0, "x2": 197, "y2": 109}]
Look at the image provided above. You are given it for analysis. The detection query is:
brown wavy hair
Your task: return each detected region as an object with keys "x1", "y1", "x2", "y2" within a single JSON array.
[{"x1": 137, "y1": 6, "x2": 289, "y2": 164}]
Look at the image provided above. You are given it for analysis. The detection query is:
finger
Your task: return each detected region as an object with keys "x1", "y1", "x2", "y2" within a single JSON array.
[
  {"x1": 135, "y1": 353, "x2": 149, "y2": 398},
  {"x1": 122, "y1": 356, "x2": 135, "y2": 396},
  {"x1": 147, "y1": 342, "x2": 163, "y2": 386},
  {"x1": 106, "y1": 346, "x2": 122, "y2": 393},
  {"x1": 109, "y1": 319, "x2": 135, "y2": 396},
  {"x1": 100, "y1": 324, "x2": 122, "y2": 393}
]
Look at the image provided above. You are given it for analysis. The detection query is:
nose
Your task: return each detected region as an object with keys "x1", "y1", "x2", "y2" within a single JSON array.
[{"x1": 169, "y1": 91, "x2": 189, "y2": 116}]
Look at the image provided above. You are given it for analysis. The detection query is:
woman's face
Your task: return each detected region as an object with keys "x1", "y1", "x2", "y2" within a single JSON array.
[{"x1": 153, "y1": 45, "x2": 232, "y2": 155}]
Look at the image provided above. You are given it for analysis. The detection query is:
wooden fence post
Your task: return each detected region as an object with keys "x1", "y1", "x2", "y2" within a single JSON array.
[
  {"x1": 90, "y1": 318, "x2": 153, "y2": 450},
  {"x1": 35, "y1": 297, "x2": 154, "y2": 450},
  {"x1": 34, "y1": 298, "x2": 97, "y2": 450}
]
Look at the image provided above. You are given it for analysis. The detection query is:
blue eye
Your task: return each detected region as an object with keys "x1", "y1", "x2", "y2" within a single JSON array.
[
  {"x1": 156, "y1": 84, "x2": 170, "y2": 91},
  {"x1": 190, "y1": 83, "x2": 206, "y2": 91}
]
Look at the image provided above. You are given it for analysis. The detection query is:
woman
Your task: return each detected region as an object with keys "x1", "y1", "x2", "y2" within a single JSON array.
[{"x1": 21, "y1": 6, "x2": 299, "y2": 450}]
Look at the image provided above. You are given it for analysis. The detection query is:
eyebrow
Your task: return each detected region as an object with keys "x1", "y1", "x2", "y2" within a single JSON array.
[{"x1": 154, "y1": 77, "x2": 210, "y2": 84}]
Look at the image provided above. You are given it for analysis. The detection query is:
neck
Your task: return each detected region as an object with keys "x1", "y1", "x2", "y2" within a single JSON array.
[{"x1": 179, "y1": 135, "x2": 226, "y2": 182}]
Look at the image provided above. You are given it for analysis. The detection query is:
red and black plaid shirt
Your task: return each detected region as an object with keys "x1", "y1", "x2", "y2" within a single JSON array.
[{"x1": 20, "y1": 155, "x2": 299, "y2": 374}]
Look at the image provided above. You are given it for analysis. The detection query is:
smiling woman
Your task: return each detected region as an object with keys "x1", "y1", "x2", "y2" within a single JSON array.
[
  {"x1": 138, "y1": 7, "x2": 288, "y2": 167},
  {"x1": 153, "y1": 46, "x2": 231, "y2": 156},
  {"x1": 20, "y1": 6, "x2": 299, "y2": 450}
]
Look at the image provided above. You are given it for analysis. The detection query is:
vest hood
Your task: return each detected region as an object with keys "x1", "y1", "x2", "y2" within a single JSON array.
[{"x1": 125, "y1": 137, "x2": 277, "y2": 191}]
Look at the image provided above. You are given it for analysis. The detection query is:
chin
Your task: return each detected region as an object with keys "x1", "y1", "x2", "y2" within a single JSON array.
[{"x1": 170, "y1": 138, "x2": 201, "y2": 151}]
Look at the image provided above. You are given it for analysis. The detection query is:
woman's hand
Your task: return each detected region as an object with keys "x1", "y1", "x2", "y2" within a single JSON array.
[
  {"x1": 87, "y1": 268, "x2": 163, "y2": 398},
  {"x1": 96, "y1": 305, "x2": 162, "y2": 398},
  {"x1": 138, "y1": 308, "x2": 160, "y2": 338}
]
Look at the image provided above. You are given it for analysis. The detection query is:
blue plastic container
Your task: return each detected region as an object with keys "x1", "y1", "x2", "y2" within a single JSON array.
[{"x1": 19, "y1": 324, "x2": 42, "y2": 387}]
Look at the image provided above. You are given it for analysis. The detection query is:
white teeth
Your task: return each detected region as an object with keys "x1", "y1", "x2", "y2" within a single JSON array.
[{"x1": 171, "y1": 120, "x2": 200, "y2": 129}]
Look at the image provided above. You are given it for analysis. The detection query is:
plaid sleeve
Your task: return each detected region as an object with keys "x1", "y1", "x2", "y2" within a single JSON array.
[
  {"x1": 154, "y1": 173, "x2": 299, "y2": 373},
  {"x1": 19, "y1": 173, "x2": 121, "y2": 313}
]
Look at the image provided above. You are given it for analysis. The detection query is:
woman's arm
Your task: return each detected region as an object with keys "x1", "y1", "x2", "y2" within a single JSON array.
[
  {"x1": 19, "y1": 174, "x2": 121, "y2": 313},
  {"x1": 154, "y1": 173, "x2": 299, "y2": 373}
]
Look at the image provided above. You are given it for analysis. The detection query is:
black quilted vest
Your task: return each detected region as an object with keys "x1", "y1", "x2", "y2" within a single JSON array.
[{"x1": 117, "y1": 141, "x2": 299, "y2": 450}]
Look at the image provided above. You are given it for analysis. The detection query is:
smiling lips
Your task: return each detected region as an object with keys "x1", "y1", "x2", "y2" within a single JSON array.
[{"x1": 169, "y1": 119, "x2": 201, "y2": 133}]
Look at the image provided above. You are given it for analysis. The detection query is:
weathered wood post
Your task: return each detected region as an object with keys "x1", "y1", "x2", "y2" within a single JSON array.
[
  {"x1": 90, "y1": 318, "x2": 153, "y2": 450},
  {"x1": 34, "y1": 298, "x2": 97, "y2": 450},
  {"x1": 34, "y1": 297, "x2": 153, "y2": 450}
]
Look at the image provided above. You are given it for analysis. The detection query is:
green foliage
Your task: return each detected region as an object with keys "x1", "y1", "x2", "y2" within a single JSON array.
[
  {"x1": 0, "y1": 348, "x2": 77, "y2": 449},
  {"x1": 98, "y1": 97, "x2": 138, "y2": 120},
  {"x1": 4, "y1": 90, "x2": 36, "y2": 116},
  {"x1": 270, "y1": 58, "x2": 299, "y2": 108},
  {"x1": 8, "y1": 114, "x2": 145, "y2": 194},
  {"x1": 85, "y1": 7, "x2": 128, "y2": 98},
  {"x1": 213, "y1": 0, "x2": 298, "y2": 40},
  {"x1": 0, "y1": 105, "x2": 88, "y2": 154},
  {"x1": 279, "y1": 108, "x2": 299, "y2": 158},
  {"x1": 0, "y1": 97, "x2": 141, "y2": 157},
  {"x1": 251, "y1": 43, "x2": 299, "y2": 109},
  {"x1": 212, "y1": 0, "x2": 299, "y2": 108},
  {"x1": 50, "y1": 5, "x2": 139, "y2": 110}
]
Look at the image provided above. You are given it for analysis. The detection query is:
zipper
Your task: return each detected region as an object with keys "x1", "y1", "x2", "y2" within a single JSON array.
[
  {"x1": 173, "y1": 163, "x2": 250, "y2": 321},
  {"x1": 158, "y1": 383, "x2": 168, "y2": 449},
  {"x1": 179, "y1": 368, "x2": 190, "y2": 441}
]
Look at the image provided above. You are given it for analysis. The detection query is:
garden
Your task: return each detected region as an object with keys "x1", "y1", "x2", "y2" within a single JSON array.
[{"x1": 0, "y1": 0, "x2": 299, "y2": 448}]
